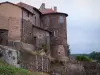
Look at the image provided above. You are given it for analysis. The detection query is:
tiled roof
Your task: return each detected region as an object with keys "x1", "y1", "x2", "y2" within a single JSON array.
[
  {"x1": 42, "y1": 12, "x2": 68, "y2": 17},
  {"x1": 17, "y1": 2, "x2": 42, "y2": 14},
  {"x1": 17, "y1": 2, "x2": 68, "y2": 16},
  {"x1": 40, "y1": 8, "x2": 55, "y2": 14}
]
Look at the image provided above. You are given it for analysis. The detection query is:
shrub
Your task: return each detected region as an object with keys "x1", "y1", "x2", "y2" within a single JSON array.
[
  {"x1": 0, "y1": 59, "x2": 49, "y2": 75},
  {"x1": 76, "y1": 56, "x2": 92, "y2": 62}
]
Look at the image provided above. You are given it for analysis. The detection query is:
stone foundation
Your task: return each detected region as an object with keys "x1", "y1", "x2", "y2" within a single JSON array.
[
  {"x1": 20, "y1": 50, "x2": 50, "y2": 72},
  {"x1": 0, "y1": 45, "x2": 50, "y2": 72},
  {"x1": 0, "y1": 45, "x2": 100, "y2": 75},
  {"x1": 0, "y1": 45, "x2": 20, "y2": 68}
]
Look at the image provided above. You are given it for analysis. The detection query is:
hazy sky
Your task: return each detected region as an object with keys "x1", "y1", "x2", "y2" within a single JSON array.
[{"x1": 0, "y1": 0, "x2": 100, "y2": 54}]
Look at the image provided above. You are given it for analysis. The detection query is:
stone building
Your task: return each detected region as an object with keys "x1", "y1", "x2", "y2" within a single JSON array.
[{"x1": 0, "y1": 1, "x2": 68, "y2": 58}]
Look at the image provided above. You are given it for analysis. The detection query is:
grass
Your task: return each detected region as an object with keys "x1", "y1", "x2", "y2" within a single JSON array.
[{"x1": 0, "y1": 58, "x2": 49, "y2": 75}]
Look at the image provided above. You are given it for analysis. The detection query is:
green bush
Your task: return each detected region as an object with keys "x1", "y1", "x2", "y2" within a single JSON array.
[
  {"x1": 76, "y1": 56, "x2": 92, "y2": 62},
  {"x1": 0, "y1": 59, "x2": 49, "y2": 75},
  {"x1": 0, "y1": 65, "x2": 31, "y2": 75}
]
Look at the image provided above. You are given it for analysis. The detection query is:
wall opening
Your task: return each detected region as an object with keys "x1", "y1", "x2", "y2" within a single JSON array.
[
  {"x1": 33, "y1": 36, "x2": 37, "y2": 50},
  {"x1": 0, "y1": 53, "x2": 3, "y2": 58},
  {"x1": 0, "y1": 29, "x2": 8, "y2": 46},
  {"x1": 35, "y1": 17, "x2": 36, "y2": 25}
]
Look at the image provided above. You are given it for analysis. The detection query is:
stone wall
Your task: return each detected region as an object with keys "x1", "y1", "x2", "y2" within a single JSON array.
[
  {"x1": 49, "y1": 59, "x2": 100, "y2": 75},
  {"x1": 0, "y1": 45, "x2": 100, "y2": 75},
  {"x1": 18, "y1": 2, "x2": 41, "y2": 27},
  {"x1": 0, "y1": 45, "x2": 50, "y2": 73},
  {"x1": 22, "y1": 19, "x2": 33, "y2": 44},
  {"x1": 0, "y1": 16, "x2": 21, "y2": 42},
  {"x1": 50, "y1": 60, "x2": 86, "y2": 75},
  {"x1": 82, "y1": 62, "x2": 100, "y2": 75},
  {"x1": 33, "y1": 27, "x2": 50, "y2": 53},
  {"x1": 41, "y1": 14, "x2": 67, "y2": 57},
  {"x1": 0, "y1": 45, "x2": 20, "y2": 68},
  {"x1": 0, "y1": 3, "x2": 22, "y2": 41},
  {"x1": 20, "y1": 50, "x2": 50, "y2": 72},
  {"x1": 22, "y1": 18, "x2": 50, "y2": 53}
]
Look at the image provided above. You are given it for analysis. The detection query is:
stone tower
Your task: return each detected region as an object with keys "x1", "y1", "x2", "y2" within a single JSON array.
[
  {"x1": 40, "y1": 3, "x2": 68, "y2": 58},
  {"x1": 41, "y1": 13, "x2": 68, "y2": 58}
]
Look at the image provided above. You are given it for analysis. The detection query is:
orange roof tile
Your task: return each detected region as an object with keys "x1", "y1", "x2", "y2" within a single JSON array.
[{"x1": 40, "y1": 8, "x2": 55, "y2": 14}]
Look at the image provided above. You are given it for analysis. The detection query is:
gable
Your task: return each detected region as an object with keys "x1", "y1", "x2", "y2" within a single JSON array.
[
  {"x1": 0, "y1": 2, "x2": 22, "y2": 19},
  {"x1": 0, "y1": 2, "x2": 22, "y2": 41}
]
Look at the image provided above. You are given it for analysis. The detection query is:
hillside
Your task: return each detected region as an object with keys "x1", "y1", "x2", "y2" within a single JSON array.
[{"x1": 0, "y1": 59, "x2": 49, "y2": 75}]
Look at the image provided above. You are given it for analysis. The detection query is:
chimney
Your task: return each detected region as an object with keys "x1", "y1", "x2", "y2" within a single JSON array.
[
  {"x1": 54, "y1": 6, "x2": 57, "y2": 12},
  {"x1": 41, "y1": 3, "x2": 45, "y2": 10}
]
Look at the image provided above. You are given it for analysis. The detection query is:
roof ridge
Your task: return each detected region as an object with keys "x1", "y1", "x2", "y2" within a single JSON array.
[
  {"x1": 0, "y1": 1, "x2": 34, "y2": 15},
  {"x1": 17, "y1": 2, "x2": 42, "y2": 14},
  {"x1": 17, "y1": 2, "x2": 37, "y2": 9}
]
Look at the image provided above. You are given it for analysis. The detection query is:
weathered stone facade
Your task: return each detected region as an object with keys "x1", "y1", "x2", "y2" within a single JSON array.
[
  {"x1": 0, "y1": 45, "x2": 100, "y2": 75},
  {"x1": 41, "y1": 14, "x2": 67, "y2": 57},
  {"x1": 20, "y1": 51, "x2": 50, "y2": 72},
  {"x1": 82, "y1": 62, "x2": 100, "y2": 75},
  {"x1": 0, "y1": 2, "x2": 22, "y2": 41},
  {"x1": 0, "y1": 2, "x2": 100, "y2": 75},
  {"x1": 0, "y1": 45, "x2": 20, "y2": 68},
  {"x1": 0, "y1": 1, "x2": 68, "y2": 58},
  {"x1": 0, "y1": 45, "x2": 50, "y2": 72}
]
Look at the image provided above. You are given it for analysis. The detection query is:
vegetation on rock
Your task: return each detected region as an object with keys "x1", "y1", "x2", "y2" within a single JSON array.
[{"x1": 0, "y1": 59, "x2": 49, "y2": 75}]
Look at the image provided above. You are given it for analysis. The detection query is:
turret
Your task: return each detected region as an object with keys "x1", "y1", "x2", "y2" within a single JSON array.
[{"x1": 41, "y1": 13, "x2": 68, "y2": 58}]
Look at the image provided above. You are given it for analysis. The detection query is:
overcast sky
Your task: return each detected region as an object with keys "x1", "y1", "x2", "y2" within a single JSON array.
[{"x1": 0, "y1": 0, "x2": 100, "y2": 54}]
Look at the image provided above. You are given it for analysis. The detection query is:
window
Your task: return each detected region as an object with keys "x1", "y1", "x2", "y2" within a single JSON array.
[
  {"x1": 0, "y1": 30, "x2": 8, "y2": 46},
  {"x1": 35, "y1": 17, "x2": 36, "y2": 25},
  {"x1": 26, "y1": 12, "x2": 29, "y2": 17},
  {"x1": 59, "y1": 16, "x2": 64, "y2": 24},
  {"x1": 53, "y1": 30, "x2": 58, "y2": 37},
  {"x1": 54, "y1": 31, "x2": 56, "y2": 37},
  {"x1": 58, "y1": 52, "x2": 60, "y2": 54}
]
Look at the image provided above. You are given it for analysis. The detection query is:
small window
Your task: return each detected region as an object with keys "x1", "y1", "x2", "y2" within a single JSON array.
[
  {"x1": 53, "y1": 30, "x2": 58, "y2": 37},
  {"x1": 39, "y1": 35, "x2": 41, "y2": 37},
  {"x1": 0, "y1": 53, "x2": 3, "y2": 57},
  {"x1": 54, "y1": 31, "x2": 56, "y2": 37},
  {"x1": 58, "y1": 52, "x2": 60, "y2": 54},
  {"x1": 35, "y1": 17, "x2": 36, "y2": 25},
  {"x1": 59, "y1": 16, "x2": 64, "y2": 24},
  {"x1": 26, "y1": 12, "x2": 29, "y2": 17},
  {"x1": 33, "y1": 36, "x2": 36, "y2": 46}
]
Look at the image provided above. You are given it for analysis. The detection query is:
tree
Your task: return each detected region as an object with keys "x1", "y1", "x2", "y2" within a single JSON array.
[
  {"x1": 89, "y1": 51, "x2": 100, "y2": 62},
  {"x1": 67, "y1": 44, "x2": 71, "y2": 56}
]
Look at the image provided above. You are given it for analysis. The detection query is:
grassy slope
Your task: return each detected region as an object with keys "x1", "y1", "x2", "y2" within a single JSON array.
[{"x1": 0, "y1": 59, "x2": 49, "y2": 75}]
